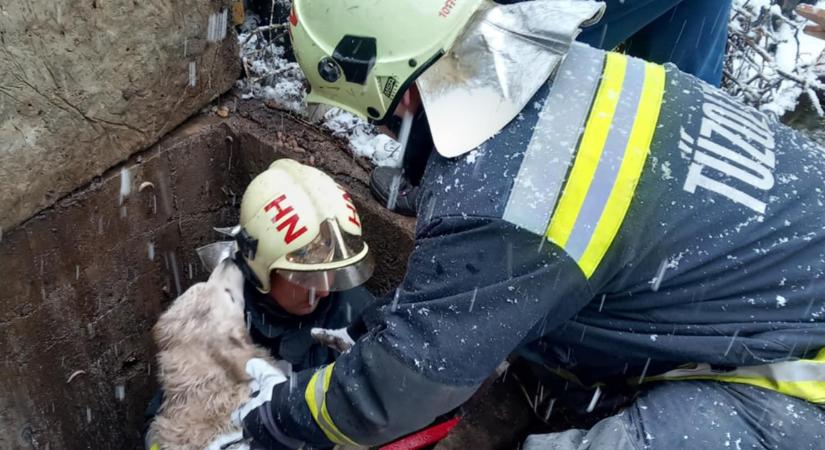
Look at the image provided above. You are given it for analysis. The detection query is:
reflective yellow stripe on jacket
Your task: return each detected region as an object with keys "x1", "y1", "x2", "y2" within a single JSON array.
[
  {"x1": 304, "y1": 363, "x2": 359, "y2": 446},
  {"x1": 644, "y1": 348, "x2": 825, "y2": 404},
  {"x1": 546, "y1": 52, "x2": 666, "y2": 278}
]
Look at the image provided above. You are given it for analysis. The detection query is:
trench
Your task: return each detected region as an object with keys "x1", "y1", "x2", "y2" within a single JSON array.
[{"x1": 0, "y1": 99, "x2": 416, "y2": 450}]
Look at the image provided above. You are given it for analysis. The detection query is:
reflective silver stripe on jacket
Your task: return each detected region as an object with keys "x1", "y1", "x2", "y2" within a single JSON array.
[
  {"x1": 309, "y1": 364, "x2": 357, "y2": 445},
  {"x1": 562, "y1": 56, "x2": 649, "y2": 261},
  {"x1": 502, "y1": 43, "x2": 604, "y2": 235},
  {"x1": 653, "y1": 359, "x2": 825, "y2": 383}
]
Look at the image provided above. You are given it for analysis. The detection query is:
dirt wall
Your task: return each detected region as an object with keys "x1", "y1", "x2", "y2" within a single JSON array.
[{"x1": 0, "y1": 103, "x2": 415, "y2": 449}]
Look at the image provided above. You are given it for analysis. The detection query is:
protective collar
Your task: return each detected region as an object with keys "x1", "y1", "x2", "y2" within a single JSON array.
[{"x1": 416, "y1": 0, "x2": 606, "y2": 158}]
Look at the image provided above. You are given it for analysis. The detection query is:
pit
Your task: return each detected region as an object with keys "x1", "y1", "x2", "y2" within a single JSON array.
[{"x1": 0, "y1": 99, "x2": 416, "y2": 450}]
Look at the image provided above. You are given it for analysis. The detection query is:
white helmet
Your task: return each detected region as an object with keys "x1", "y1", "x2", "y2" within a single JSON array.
[{"x1": 236, "y1": 159, "x2": 373, "y2": 293}]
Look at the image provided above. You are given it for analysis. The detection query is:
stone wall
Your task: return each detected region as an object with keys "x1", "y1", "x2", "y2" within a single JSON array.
[{"x1": 0, "y1": 0, "x2": 240, "y2": 231}]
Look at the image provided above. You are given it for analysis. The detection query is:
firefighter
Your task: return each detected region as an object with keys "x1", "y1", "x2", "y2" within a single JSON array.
[
  {"x1": 224, "y1": 158, "x2": 377, "y2": 371},
  {"x1": 146, "y1": 159, "x2": 376, "y2": 449},
  {"x1": 231, "y1": 1, "x2": 825, "y2": 449},
  {"x1": 372, "y1": 0, "x2": 733, "y2": 218}
]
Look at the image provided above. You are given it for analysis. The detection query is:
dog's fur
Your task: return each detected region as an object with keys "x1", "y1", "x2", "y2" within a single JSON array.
[{"x1": 148, "y1": 259, "x2": 273, "y2": 450}]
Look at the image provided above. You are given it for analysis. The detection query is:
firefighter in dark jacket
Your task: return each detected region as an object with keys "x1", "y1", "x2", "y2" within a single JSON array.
[
  {"x1": 146, "y1": 159, "x2": 376, "y2": 450},
  {"x1": 230, "y1": 158, "x2": 376, "y2": 372},
  {"x1": 226, "y1": 1, "x2": 825, "y2": 449}
]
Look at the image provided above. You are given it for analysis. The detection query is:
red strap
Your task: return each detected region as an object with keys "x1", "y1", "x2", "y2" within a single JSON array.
[{"x1": 379, "y1": 417, "x2": 461, "y2": 450}]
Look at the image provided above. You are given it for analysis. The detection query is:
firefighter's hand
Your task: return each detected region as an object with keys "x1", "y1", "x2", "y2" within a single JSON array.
[
  {"x1": 204, "y1": 431, "x2": 249, "y2": 450},
  {"x1": 311, "y1": 327, "x2": 356, "y2": 353},
  {"x1": 231, "y1": 358, "x2": 289, "y2": 428},
  {"x1": 797, "y1": 4, "x2": 825, "y2": 40}
]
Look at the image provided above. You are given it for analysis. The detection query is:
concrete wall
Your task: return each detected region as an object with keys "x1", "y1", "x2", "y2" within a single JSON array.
[
  {"x1": 0, "y1": 0, "x2": 240, "y2": 232},
  {"x1": 0, "y1": 105, "x2": 415, "y2": 449}
]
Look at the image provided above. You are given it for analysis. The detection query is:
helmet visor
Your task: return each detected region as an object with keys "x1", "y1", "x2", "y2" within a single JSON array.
[
  {"x1": 275, "y1": 251, "x2": 374, "y2": 292},
  {"x1": 284, "y1": 219, "x2": 366, "y2": 265},
  {"x1": 275, "y1": 218, "x2": 374, "y2": 291}
]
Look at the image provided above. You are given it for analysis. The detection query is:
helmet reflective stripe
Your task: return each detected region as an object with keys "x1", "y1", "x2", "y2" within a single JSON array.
[
  {"x1": 289, "y1": 0, "x2": 485, "y2": 123},
  {"x1": 238, "y1": 159, "x2": 372, "y2": 293}
]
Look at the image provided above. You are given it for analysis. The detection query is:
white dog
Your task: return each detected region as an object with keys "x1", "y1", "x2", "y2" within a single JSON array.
[{"x1": 148, "y1": 259, "x2": 281, "y2": 450}]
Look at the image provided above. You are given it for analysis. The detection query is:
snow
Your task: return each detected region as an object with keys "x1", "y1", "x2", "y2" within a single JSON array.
[
  {"x1": 585, "y1": 386, "x2": 602, "y2": 413},
  {"x1": 118, "y1": 167, "x2": 131, "y2": 206},
  {"x1": 235, "y1": 19, "x2": 403, "y2": 167},
  {"x1": 237, "y1": 33, "x2": 305, "y2": 113},
  {"x1": 322, "y1": 109, "x2": 404, "y2": 167},
  {"x1": 727, "y1": 0, "x2": 825, "y2": 117},
  {"x1": 188, "y1": 61, "x2": 197, "y2": 87},
  {"x1": 207, "y1": 10, "x2": 229, "y2": 42}
]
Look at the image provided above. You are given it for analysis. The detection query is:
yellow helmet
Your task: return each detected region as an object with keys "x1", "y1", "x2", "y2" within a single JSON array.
[
  {"x1": 237, "y1": 159, "x2": 373, "y2": 293},
  {"x1": 289, "y1": 0, "x2": 485, "y2": 123}
]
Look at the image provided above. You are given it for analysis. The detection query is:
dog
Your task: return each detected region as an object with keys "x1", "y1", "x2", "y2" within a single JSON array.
[{"x1": 148, "y1": 259, "x2": 276, "y2": 450}]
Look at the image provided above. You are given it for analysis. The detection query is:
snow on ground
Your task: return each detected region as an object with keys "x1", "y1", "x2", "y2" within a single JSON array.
[
  {"x1": 235, "y1": 18, "x2": 403, "y2": 167},
  {"x1": 727, "y1": 0, "x2": 825, "y2": 116},
  {"x1": 236, "y1": 28, "x2": 305, "y2": 113},
  {"x1": 322, "y1": 109, "x2": 404, "y2": 168}
]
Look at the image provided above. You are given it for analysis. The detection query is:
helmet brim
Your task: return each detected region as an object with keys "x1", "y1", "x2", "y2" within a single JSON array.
[{"x1": 275, "y1": 250, "x2": 374, "y2": 292}]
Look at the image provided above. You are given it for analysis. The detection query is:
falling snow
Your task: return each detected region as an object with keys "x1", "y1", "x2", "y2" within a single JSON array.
[
  {"x1": 206, "y1": 9, "x2": 229, "y2": 42},
  {"x1": 188, "y1": 61, "x2": 197, "y2": 87},
  {"x1": 118, "y1": 167, "x2": 131, "y2": 206}
]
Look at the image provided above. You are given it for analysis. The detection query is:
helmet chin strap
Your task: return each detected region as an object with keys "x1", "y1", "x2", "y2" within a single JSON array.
[
  {"x1": 232, "y1": 250, "x2": 265, "y2": 291},
  {"x1": 384, "y1": 105, "x2": 434, "y2": 186},
  {"x1": 402, "y1": 107, "x2": 435, "y2": 186}
]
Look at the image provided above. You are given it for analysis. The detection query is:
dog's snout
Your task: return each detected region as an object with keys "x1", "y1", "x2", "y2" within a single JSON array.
[{"x1": 208, "y1": 258, "x2": 245, "y2": 291}]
